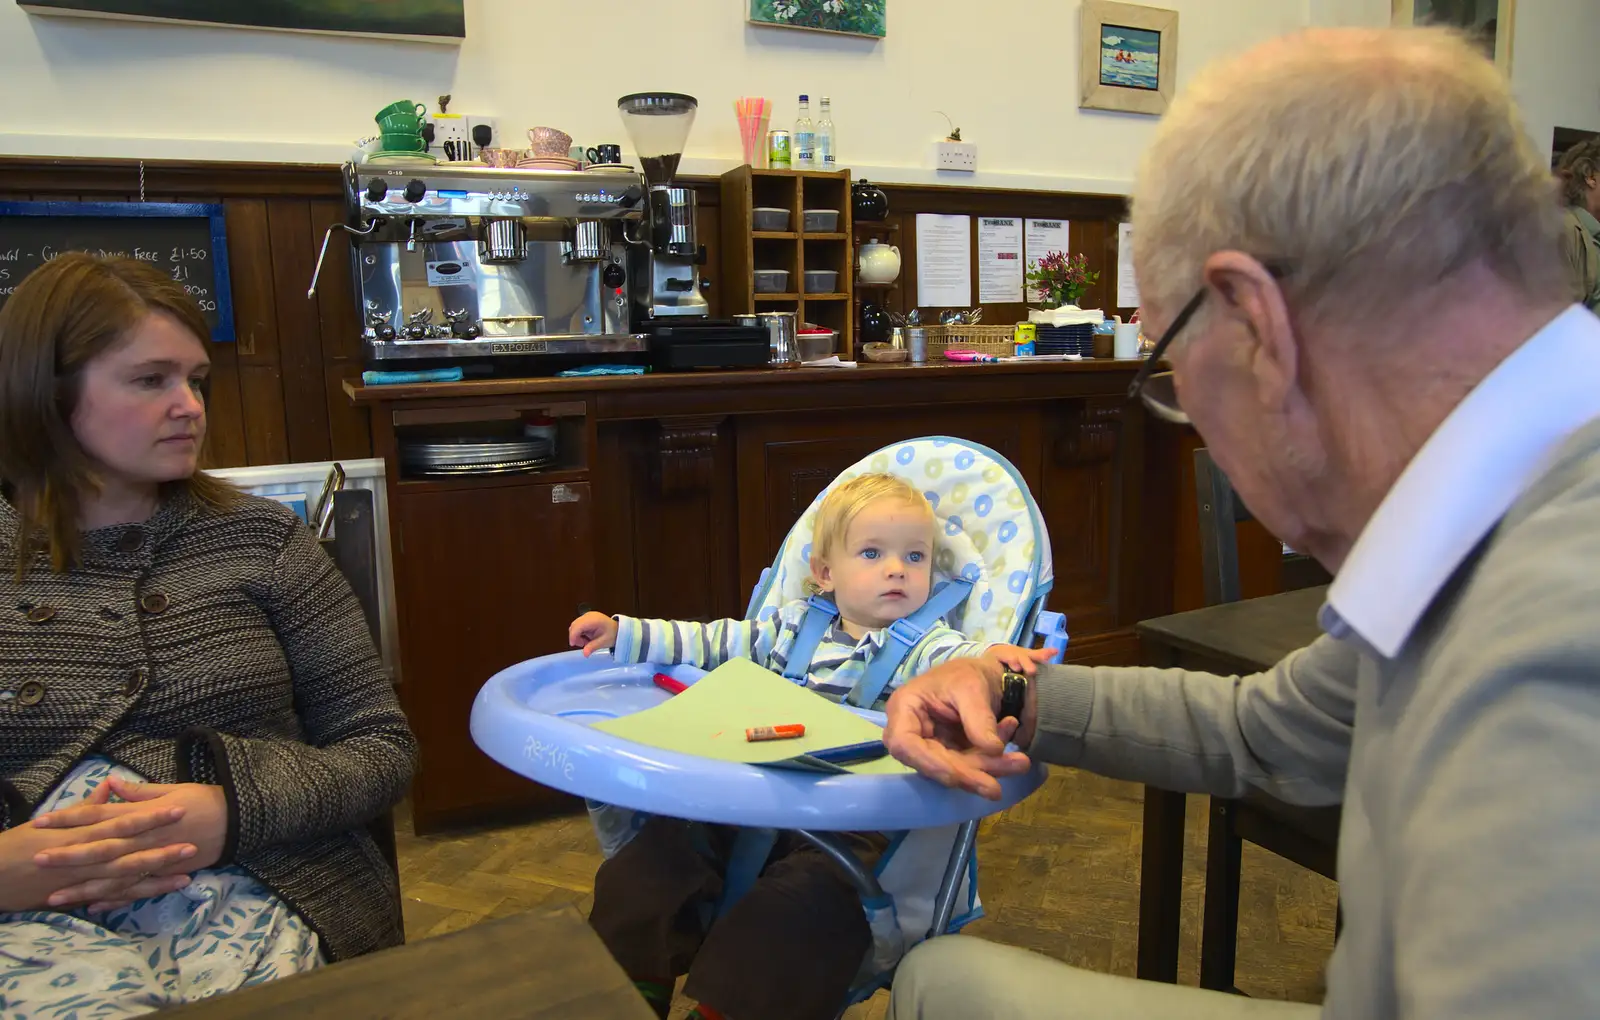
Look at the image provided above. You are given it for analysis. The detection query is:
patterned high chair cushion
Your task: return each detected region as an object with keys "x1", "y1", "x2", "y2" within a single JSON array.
[{"x1": 748, "y1": 438, "x2": 1054, "y2": 644}]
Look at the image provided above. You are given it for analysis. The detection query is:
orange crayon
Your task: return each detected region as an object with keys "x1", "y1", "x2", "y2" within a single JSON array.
[{"x1": 745, "y1": 723, "x2": 806, "y2": 742}]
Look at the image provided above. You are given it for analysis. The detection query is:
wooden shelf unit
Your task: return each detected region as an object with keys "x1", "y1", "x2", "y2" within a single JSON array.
[{"x1": 721, "y1": 166, "x2": 855, "y2": 357}]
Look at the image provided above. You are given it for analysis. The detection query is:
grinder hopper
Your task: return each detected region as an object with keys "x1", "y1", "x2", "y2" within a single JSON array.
[{"x1": 617, "y1": 92, "x2": 698, "y2": 187}]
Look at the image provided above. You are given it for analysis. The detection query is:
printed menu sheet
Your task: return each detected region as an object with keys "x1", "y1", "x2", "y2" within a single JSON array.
[
  {"x1": 915, "y1": 213, "x2": 972, "y2": 307},
  {"x1": 1023, "y1": 218, "x2": 1071, "y2": 303},
  {"x1": 1117, "y1": 221, "x2": 1141, "y2": 308},
  {"x1": 977, "y1": 217, "x2": 1024, "y2": 303}
]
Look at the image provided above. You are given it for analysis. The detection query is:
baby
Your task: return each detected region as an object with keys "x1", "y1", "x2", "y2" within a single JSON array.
[
  {"x1": 569, "y1": 473, "x2": 1048, "y2": 1020},
  {"x1": 569, "y1": 472, "x2": 1045, "y2": 706}
]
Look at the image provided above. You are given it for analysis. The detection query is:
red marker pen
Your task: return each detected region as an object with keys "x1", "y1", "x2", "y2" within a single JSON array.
[{"x1": 653, "y1": 673, "x2": 688, "y2": 695}]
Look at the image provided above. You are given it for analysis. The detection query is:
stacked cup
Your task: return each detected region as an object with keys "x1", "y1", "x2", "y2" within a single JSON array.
[{"x1": 375, "y1": 100, "x2": 428, "y2": 153}]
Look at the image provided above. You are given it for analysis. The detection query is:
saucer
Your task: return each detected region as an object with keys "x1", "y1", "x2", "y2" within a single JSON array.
[
  {"x1": 364, "y1": 150, "x2": 441, "y2": 165},
  {"x1": 583, "y1": 163, "x2": 635, "y2": 173},
  {"x1": 518, "y1": 157, "x2": 581, "y2": 171}
]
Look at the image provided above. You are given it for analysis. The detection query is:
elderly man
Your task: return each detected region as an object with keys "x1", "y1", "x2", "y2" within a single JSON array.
[{"x1": 885, "y1": 27, "x2": 1600, "y2": 1020}]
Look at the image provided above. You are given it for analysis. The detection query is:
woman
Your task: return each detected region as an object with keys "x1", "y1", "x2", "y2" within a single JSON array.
[
  {"x1": 0, "y1": 253, "x2": 417, "y2": 1014},
  {"x1": 1556, "y1": 137, "x2": 1600, "y2": 311}
]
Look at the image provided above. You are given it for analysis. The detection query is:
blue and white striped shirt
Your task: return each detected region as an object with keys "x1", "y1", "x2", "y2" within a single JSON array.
[{"x1": 613, "y1": 599, "x2": 989, "y2": 708}]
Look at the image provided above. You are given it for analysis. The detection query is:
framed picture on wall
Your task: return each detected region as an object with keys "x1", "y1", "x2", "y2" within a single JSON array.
[
  {"x1": 1391, "y1": 0, "x2": 1513, "y2": 72},
  {"x1": 17, "y1": 0, "x2": 466, "y2": 43},
  {"x1": 749, "y1": 0, "x2": 885, "y2": 39},
  {"x1": 1079, "y1": 1, "x2": 1178, "y2": 116}
]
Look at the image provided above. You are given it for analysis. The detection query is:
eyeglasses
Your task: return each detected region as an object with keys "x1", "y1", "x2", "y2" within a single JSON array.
[
  {"x1": 1124, "y1": 261, "x2": 1290, "y2": 426},
  {"x1": 1124, "y1": 286, "x2": 1206, "y2": 426}
]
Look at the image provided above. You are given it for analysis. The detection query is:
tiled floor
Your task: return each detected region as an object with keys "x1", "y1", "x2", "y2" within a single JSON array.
[{"x1": 395, "y1": 766, "x2": 1336, "y2": 1018}]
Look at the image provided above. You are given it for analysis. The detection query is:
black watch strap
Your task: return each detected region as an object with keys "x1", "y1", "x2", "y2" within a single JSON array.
[{"x1": 998, "y1": 670, "x2": 1029, "y2": 722}]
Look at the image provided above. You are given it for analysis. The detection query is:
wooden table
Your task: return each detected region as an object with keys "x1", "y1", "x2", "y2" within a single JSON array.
[
  {"x1": 1132, "y1": 585, "x2": 1329, "y2": 983},
  {"x1": 158, "y1": 906, "x2": 656, "y2": 1019}
]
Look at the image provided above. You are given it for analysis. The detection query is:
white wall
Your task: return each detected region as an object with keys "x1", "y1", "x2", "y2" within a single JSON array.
[
  {"x1": 0, "y1": 0, "x2": 1311, "y2": 194},
  {"x1": 1309, "y1": 0, "x2": 1600, "y2": 150},
  {"x1": 1508, "y1": 0, "x2": 1600, "y2": 150}
]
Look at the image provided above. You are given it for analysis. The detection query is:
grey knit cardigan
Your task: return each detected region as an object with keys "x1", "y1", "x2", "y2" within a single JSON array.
[{"x1": 0, "y1": 488, "x2": 417, "y2": 961}]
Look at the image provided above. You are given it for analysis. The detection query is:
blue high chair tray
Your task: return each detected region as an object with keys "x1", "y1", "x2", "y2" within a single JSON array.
[{"x1": 470, "y1": 650, "x2": 1047, "y2": 832}]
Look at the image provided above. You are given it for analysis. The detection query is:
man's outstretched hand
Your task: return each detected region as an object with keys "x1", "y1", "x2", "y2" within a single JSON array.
[{"x1": 883, "y1": 656, "x2": 1034, "y2": 800}]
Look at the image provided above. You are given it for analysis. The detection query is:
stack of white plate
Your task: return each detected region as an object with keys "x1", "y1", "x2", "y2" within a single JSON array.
[{"x1": 400, "y1": 436, "x2": 556, "y2": 476}]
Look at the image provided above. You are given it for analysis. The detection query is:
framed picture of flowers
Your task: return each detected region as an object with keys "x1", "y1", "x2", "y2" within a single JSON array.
[
  {"x1": 1079, "y1": 1, "x2": 1178, "y2": 116},
  {"x1": 750, "y1": 0, "x2": 885, "y2": 39}
]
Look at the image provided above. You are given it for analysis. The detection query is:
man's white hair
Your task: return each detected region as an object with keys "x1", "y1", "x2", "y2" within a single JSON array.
[{"x1": 1130, "y1": 27, "x2": 1567, "y2": 327}]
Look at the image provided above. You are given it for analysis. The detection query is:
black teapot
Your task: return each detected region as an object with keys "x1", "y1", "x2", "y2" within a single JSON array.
[
  {"x1": 860, "y1": 302, "x2": 892, "y2": 343},
  {"x1": 852, "y1": 179, "x2": 888, "y2": 222}
]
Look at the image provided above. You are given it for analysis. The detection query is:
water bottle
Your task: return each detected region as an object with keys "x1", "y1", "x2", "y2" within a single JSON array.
[
  {"x1": 817, "y1": 97, "x2": 835, "y2": 170},
  {"x1": 794, "y1": 94, "x2": 816, "y2": 170}
]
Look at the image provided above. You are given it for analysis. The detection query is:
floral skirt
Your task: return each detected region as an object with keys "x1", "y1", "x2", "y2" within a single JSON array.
[{"x1": 0, "y1": 757, "x2": 321, "y2": 1019}]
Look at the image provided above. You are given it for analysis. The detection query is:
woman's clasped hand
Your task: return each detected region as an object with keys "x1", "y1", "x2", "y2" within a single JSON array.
[{"x1": 0, "y1": 776, "x2": 227, "y2": 914}]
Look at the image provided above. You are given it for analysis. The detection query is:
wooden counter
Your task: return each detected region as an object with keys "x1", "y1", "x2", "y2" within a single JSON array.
[{"x1": 348, "y1": 361, "x2": 1188, "y2": 832}]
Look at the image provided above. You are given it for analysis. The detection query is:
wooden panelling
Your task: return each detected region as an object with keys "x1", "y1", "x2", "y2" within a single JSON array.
[
  {"x1": 267, "y1": 199, "x2": 333, "y2": 463},
  {"x1": 391, "y1": 480, "x2": 595, "y2": 832},
  {"x1": 223, "y1": 198, "x2": 292, "y2": 465},
  {"x1": 876, "y1": 184, "x2": 1131, "y2": 324}
]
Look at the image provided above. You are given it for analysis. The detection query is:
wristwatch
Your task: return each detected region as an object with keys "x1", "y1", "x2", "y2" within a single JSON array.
[{"x1": 998, "y1": 669, "x2": 1029, "y2": 723}]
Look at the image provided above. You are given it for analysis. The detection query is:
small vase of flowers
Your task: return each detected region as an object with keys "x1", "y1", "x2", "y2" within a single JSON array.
[{"x1": 1026, "y1": 251, "x2": 1098, "y2": 309}]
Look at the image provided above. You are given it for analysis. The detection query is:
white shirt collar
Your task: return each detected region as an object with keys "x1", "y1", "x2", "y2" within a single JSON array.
[{"x1": 1321, "y1": 306, "x2": 1600, "y2": 658}]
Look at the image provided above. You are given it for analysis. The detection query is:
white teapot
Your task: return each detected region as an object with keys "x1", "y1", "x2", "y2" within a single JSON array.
[{"x1": 857, "y1": 242, "x2": 902, "y2": 285}]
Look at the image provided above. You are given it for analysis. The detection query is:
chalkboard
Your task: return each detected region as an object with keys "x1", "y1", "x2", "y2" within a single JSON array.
[{"x1": 0, "y1": 202, "x2": 235, "y2": 342}]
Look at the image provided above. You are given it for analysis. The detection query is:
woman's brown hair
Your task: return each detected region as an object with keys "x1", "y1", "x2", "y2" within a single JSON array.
[{"x1": 0, "y1": 252, "x2": 236, "y2": 574}]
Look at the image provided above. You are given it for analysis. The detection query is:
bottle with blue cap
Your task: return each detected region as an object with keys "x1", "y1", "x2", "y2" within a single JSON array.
[{"x1": 794, "y1": 94, "x2": 816, "y2": 170}]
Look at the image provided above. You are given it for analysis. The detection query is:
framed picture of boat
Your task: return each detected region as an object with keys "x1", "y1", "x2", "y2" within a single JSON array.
[
  {"x1": 1079, "y1": 1, "x2": 1178, "y2": 116},
  {"x1": 16, "y1": 0, "x2": 465, "y2": 43},
  {"x1": 1391, "y1": 0, "x2": 1513, "y2": 72}
]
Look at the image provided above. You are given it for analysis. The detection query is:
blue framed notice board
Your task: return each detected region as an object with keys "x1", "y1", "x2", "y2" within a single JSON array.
[{"x1": 0, "y1": 201, "x2": 236, "y2": 342}]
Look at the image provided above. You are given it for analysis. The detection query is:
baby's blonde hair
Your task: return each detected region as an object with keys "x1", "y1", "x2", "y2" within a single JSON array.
[{"x1": 808, "y1": 473, "x2": 933, "y2": 582}]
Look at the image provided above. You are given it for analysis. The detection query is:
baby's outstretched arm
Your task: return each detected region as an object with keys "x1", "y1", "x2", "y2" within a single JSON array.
[
  {"x1": 569, "y1": 611, "x2": 620, "y2": 656},
  {"x1": 981, "y1": 643, "x2": 1056, "y2": 677}
]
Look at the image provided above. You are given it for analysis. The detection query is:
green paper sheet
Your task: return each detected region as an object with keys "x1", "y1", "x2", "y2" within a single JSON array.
[{"x1": 591, "y1": 659, "x2": 913, "y2": 776}]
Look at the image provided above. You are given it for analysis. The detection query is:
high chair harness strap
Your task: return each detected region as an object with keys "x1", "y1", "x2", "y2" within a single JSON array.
[
  {"x1": 846, "y1": 580, "x2": 973, "y2": 709},
  {"x1": 781, "y1": 594, "x2": 843, "y2": 682},
  {"x1": 781, "y1": 582, "x2": 974, "y2": 706}
]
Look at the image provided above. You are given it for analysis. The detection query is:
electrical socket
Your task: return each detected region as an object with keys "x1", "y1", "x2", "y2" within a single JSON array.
[
  {"x1": 466, "y1": 115, "x2": 501, "y2": 151},
  {"x1": 934, "y1": 140, "x2": 977, "y2": 172},
  {"x1": 428, "y1": 113, "x2": 470, "y2": 158}
]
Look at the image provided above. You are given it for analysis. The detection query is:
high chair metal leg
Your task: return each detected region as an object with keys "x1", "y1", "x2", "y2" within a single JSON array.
[
  {"x1": 795, "y1": 830, "x2": 887, "y2": 900},
  {"x1": 928, "y1": 819, "x2": 978, "y2": 939}
]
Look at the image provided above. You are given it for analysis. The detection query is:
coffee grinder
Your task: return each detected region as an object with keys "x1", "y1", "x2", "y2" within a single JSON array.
[
  {"x1": 617, "y1": 92, "x2": 708, "y2": 321},
  {"x1": 616, "y1": 92, "x2": 768, "y2": 369}
]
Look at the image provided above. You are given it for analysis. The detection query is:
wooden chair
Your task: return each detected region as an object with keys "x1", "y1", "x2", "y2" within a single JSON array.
[
  {"x1": 319, "y1": 486, "x2": 404, "y2": 940},
  {"x1": 1193, "y1": 448, "x2": 1339, "y2": 992}
]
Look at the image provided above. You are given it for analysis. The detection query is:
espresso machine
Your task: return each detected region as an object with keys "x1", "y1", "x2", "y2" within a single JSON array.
[
  {"x1": 308, "y1": 161, "x2": 649, "y2": 364},
  {"x1": 309, "y1": 91, "x2": 766, "y2": 373}
]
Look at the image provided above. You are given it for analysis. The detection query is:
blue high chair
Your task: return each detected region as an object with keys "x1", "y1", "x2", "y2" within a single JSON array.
[{"x1": 471, "y1": 437, "x2": 1068, "y2": 1009}]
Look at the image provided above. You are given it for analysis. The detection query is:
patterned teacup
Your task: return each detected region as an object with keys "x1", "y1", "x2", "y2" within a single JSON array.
[
  {"x1": 478, "y1": 147, "x2": 525, "y2": 168},
  {"x1": 527, "y1": 126, "x2": 573, "y2": 158}
]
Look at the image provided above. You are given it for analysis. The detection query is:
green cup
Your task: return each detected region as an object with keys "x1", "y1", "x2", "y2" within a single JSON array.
[
  {"x1": 376, "y1": 100, "x2": 427, "y2": 123},
  {"x1": 379, "y1": 132, "x2": 426, "y2": 153},
  {"x1": 378, "y1": 112, "x2": 423, "y2": 135}
]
